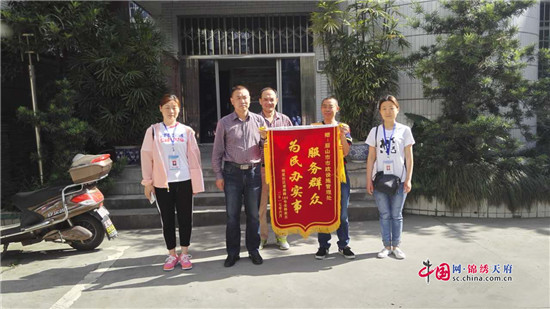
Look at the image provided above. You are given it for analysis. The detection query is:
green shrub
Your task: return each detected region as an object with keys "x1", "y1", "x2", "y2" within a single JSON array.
[
  {"x1": 407, "y1": 0, "x2": 550, "y2": 212},
  {"x1": 311, "y1": 0, "x2": 408, "y2": 140},
  {"x1": 408, "y1": 114, "x2": 550, "y2": 211}
]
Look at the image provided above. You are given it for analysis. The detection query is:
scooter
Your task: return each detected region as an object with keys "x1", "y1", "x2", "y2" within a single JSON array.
[{"x1": 1, "y1": 154, "x2": 118, "y2": 252}]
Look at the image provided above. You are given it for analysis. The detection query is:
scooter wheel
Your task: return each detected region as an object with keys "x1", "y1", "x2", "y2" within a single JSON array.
[{"x1": 69, "y1": 214, "x2": 105, "y2": 251}]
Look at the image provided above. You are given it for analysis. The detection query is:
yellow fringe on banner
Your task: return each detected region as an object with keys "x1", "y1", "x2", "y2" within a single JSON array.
[
  {"x1": 265, "y1": 130, "x2": 277, "y2": 235},
  {"x1": 269, "y1": 125, "x2": 346, "y2": 239},
  {"x1": 264, "y1": 130, "x2": 272, "y2": 186},
  {"x1": 337, "y1": 124, "x2": 347, "y2": 185}
]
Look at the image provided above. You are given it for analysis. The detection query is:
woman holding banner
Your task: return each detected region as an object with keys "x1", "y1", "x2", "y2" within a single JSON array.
[{"x1": 365, "y1": 95, "x2": 415, "y2": 260}]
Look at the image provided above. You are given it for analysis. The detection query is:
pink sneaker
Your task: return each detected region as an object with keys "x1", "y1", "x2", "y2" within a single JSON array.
[
  {"x1": 163, "y1": 255, "x2": 179, "y2": 271},
  {"x1": 179, "y1": 253, "x2": 193, "y2": 270}
]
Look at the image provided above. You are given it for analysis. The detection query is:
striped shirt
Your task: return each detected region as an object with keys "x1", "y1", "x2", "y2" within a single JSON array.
[
  {"x1": 211, "y1": 112, "x2": 267, "y2": 179},
  {"x1": 260, "y1": 111, "x2": 293, "y2": 128}
]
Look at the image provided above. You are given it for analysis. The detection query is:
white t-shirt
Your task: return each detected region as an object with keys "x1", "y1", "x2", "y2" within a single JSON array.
[
  {"x1": 157, "y1": 122, "x2": 191, "y2": 183},
  {"x1": 365, "y1": 122, "x2": 415, "y2": 180}
]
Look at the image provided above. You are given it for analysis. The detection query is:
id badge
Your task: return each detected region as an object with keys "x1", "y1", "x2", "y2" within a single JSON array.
[
  {"x1": 383, "y1": 160, "x2": 394, "y2": 175},
  {"x1": 168, "y1": 155, "x2": 180, "y2": 170}
]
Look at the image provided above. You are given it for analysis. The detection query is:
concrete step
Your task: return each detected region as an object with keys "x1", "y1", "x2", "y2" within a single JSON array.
[
  {"x1": 104, "y1": 189, "x2": 374, "y2": 210},
  {"x1": 115, "y1": 165, "x2": 366, "y2": 190},
  {"x1": 108, "y1": 177, "x2": 220, "y2": 195},
  {"x1": 118, "y1": 165, "x2": 216, "y2": 181},
  {"x1": 109, "y1": 207, "x2": 229, "y2": 229},
  {"x1": 109, "y1": 200, "x2": 379, "y2": 230},
  {"x1": 104, "y1": 192, "x2": 228, "y2": 210},
  {"x1": 107, "y1": 181, "x2": 143, "y2": 196}
]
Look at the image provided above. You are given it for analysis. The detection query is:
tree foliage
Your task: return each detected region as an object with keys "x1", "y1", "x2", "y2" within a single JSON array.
[
  {"x1": 2, "y1": 1, "x2": 167, "y2": 146},
  {"x1": 311, "y1": 0, "x2": 409, "y2": 140},
  {"x1": 407, "y1": 0, "x2": 550, "y2": 211},
  {"x1": 409, "y1": 0, "x2": 535, "y2": 127},
  {"x1": 526, "y1": 48, "x2": 550, "y2": 154},
  {"x1": 409, "y1": 115, "x2": 549, "y2": 211},
  {"x1": 1, "y1": 2, "x2": 168, "y2": 207},
  {"x1": 16, "y1": 79, "x2": 96, "y2": 183}
]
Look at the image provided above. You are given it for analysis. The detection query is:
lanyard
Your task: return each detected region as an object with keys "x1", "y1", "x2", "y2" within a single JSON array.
[
  {"x1": 162, "y1": 122, "x2": 178, "y2": 152},
  {"x1": 382, "y1": 123, "x2": 395, "y2": 156}
]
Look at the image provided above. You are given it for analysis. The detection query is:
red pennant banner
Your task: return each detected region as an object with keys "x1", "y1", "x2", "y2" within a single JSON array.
[{"x1": 265, "y1": 125, "x2": 344, "y2": 238}]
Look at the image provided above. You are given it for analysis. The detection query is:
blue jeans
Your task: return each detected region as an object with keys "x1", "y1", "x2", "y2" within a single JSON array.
[
  {"x1": 223, "y1": 163, "x2": 262, "y2": 256},
  {"x1": 374, "y1": 183, "x2": 407, "y2": 247},
  {"x1": 318, "y1": 169, "x2": 350, "y2": 250}
]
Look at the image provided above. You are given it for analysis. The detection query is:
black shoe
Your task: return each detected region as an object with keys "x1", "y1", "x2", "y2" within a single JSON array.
[
  {"x1": 315, "y1": 247, "x2": 329, "y2": 260},
  {"x1": 338, "y1": 246, "x2": 356, "y2": 259},
  {"x1": 224, "y1": 255, "x2": 240, "y2": 267},
  {"x1": 248, "y1": 251, "x2": 263, "y2": 265}
]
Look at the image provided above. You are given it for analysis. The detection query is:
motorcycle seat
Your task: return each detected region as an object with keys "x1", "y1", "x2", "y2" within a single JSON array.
[{"x1": 13, "y1": 184, "x2": 68, "y2": 211}]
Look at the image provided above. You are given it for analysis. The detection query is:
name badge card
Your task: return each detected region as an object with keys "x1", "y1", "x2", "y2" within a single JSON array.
[
  {"x1": 168, "y1": 155, "x2": 180, "y2": 170},
  {"x1": 383, "y1": 160, "x2": 394, "y2": 175}
]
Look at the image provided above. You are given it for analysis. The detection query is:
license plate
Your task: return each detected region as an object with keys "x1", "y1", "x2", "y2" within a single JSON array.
[
  {"x1": 102, "y1": 217, "x2": 118, "y2": 238},
  {"x1": 96, "y1": 206, "x2": 110, "y2": 218}
]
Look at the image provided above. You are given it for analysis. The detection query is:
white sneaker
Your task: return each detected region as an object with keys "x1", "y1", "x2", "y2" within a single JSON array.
[
  {"x1": 377, "y1": 248, "x2": 391, "y2": 258},
  {"x1": 393, "y1": 247, "x2": 406, "y2": 259},
  {"x1": 276, "y1": 236, "x2": 290, "y2": 250}
]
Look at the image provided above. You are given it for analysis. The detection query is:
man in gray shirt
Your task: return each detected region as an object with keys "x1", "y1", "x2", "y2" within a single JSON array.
[
  {"x1": 257, "y1": 87, "x2": 293, "y2": 250},
  {"x1": 212, "y1": 85, "x2": 267, "y2": 267}
]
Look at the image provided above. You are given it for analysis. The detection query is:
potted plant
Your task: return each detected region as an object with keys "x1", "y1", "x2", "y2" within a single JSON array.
[{"x1": 311, "y1": 0, "x2": 409, "y2": 160}]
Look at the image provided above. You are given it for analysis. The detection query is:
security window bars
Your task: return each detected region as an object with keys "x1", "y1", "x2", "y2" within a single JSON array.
[
  {"x1": 180, "y1": 15, "x2": 313, "y2": 55},
  {"x1": 541, "y1": 1, "x2": 549, "y2": 49},
  {"x1": 540, "y1": 1, "x2": 550, "y2": 78}
]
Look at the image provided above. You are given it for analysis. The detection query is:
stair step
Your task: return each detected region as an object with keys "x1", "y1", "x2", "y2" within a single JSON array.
[
  {"x1": 104, "y1": 192, "x2": 228, "y2": 209},
  {"x1": 109, "y1": 207, "x2": 229, "y2": 228},
  {"x1": 105, "y1": 190, "x2": 374, "y2": 211},
  {"x1": 106, "y1": 182, "x2": 368, "y2": 199},
  {"x1": 104, "y1": 153, "x2": 377, "y2": 228},
  {"x1": 118, "y1": 165, "x2": 217, "y2": 181},
  {"x1": 108, "y1": 201, "x2": 379, "y2": 230},
  {"x1": 106, "y1": 177, "x2": 220, "y2": 195}
]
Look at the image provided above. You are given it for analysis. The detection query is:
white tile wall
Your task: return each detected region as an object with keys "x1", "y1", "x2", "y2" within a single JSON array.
[
  {"x1": 405, "y1": 197, "x2": 550, "y2": 218},
  {"x1": 155, "y1": 0, "x2": 542, "y2": 128}
]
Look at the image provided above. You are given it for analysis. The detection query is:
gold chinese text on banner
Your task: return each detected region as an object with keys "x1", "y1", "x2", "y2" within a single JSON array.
[{"x1": 264, "y1": 125, "x2": 346, "y2": 238}]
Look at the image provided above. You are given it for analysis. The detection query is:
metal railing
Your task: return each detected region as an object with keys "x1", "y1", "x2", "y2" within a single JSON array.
[{"x1": 180, "y1": 15, "x2": 313, "y2": 56}]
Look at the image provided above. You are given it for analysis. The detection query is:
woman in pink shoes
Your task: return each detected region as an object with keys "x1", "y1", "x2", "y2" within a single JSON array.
[{"x1": 141, "y1": 94, "x2": 204, "y2": 271}]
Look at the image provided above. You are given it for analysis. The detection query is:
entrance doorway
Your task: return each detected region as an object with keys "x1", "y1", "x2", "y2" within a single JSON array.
[{"x1": 198, "y1": 58, "x2": 304, "y2": 143}]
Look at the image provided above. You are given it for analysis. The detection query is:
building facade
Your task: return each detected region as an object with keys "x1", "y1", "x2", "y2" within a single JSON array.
[{"x1": 136, "y1": 0, "x2": 543, "y2": 144}]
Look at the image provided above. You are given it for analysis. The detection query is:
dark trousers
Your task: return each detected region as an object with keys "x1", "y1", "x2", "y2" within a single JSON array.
[
  {"x1": 155, "y1": 180, "x2": 193, "y2": 250},
  {"x1": 223, "y1": 164, "x2": 262, "y2": 256},
  {"x1": 318, "y1": 168, "x2": 350, "y2": 249}
]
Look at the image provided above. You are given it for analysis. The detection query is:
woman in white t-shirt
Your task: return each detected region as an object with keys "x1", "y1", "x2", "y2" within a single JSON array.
[
  {"x1": 141, "y1": 94, "x2": 204, "y2": 271},
  {"x1": 365, "y1": 95, "x2": 415, "y2": 260}
]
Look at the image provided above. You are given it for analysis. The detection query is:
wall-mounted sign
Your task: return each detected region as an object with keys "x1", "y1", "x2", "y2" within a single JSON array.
[{"x1": 317, "y1": 60, "x2": 327, "y2": 72}]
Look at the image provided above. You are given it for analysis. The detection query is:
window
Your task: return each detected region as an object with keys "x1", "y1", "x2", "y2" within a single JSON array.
[
  {"x1": 180, "y1": 15, "x2": 313, "y2": 55},
  {"x1": 540, "y1": 1, "x2": 550, "y2": 78}
]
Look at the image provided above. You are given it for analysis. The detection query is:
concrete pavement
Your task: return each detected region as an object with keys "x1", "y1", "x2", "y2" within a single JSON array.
[{"x1": 1, "y1": 216, "x2": 549, "y2": 308}]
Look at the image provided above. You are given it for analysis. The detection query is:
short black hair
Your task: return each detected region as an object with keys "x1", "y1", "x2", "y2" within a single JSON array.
[
  {"x1": 260, "y1": 87, "x2": 278, "y2": 98},
  {"x1": 231, "y1": 85, "x2": 249, "y2": 97},
  {"x1": 321, "y1": 96, "x2": 338, "y2": 106}
]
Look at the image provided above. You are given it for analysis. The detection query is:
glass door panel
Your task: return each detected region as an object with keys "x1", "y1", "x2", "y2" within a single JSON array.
[
  {"x1": 198, "y1": 60, "x2": 217, "y2": 143},
  {"x1": 281, "y1": 58, "x2": 302, "y2": 125}
]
